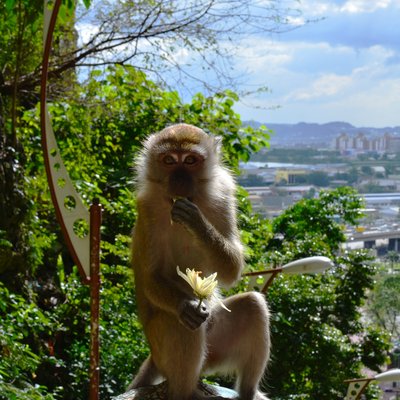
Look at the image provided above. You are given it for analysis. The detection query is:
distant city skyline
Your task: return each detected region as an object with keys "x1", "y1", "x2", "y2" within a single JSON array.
[
  {"x1": 335, "y1": 132, "x2": 400, "y2": 152},
  {"x1": 232, "y1": 0, "x2": 400, "y2": 128}
]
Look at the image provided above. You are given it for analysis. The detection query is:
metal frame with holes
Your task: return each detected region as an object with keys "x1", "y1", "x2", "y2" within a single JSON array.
[{"x1": 40, "y1": 1, "x2": 101, "y2": 399}]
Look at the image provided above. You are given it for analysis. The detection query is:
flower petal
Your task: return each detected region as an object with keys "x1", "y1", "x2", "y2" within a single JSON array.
[
  {"x1": 177, "y1": 267, "x2": 223, "y2": 304},
  {"x1": 177, "y1": 266, "x2": 191, "y2": 285}
]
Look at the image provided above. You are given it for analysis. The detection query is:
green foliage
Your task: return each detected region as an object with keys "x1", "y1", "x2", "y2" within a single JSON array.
[
  {"x1": 49, "y1": 264, "x2": 147, "y2": 399},
  {"x1": 0, "y1": 1, "x2": 390, "y2": 399},
  {"x1": 1, "y1": 63, "x2": 390, "y2": 400},
  {"x1": 98, "y1": 264, "x2": 147, "y2": 395},
  {"x1": 271, "y1": 186, "x2": 364, "y2": 252},
  {"x1": 0, "y1": 282, "x2": 59, "y2": 400},
  {"x1": 0, "y1": 0, "x2": 43, "y2": 84},
  {"x1": 258, "y1": 188, "x2": 390, "y2": 399},
  {"x1": 268, "y1": 274, "x2": 356, "y2": 399},
  {"x1": 4, "y1": 65, "x2": 270, "y2": 399},
  {"x1": 367, "y1": 268, "x2": 400, "y2": 337},
  {"x1": 304, "y1": 171, "x2": 330, "y2": 187}
]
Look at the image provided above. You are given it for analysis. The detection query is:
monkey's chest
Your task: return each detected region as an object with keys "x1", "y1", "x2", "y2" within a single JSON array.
[{"x1": 168, "y1": 228, "x2": 205, "y2": 268}]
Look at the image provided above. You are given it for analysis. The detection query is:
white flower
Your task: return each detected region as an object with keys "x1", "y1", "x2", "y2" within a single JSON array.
[
  {"x1": 176, "y1": 267, "x2": 231, "y2": 312},
  {"x1": 176, "y1": 267, "x2": 217, "y2": 299}
]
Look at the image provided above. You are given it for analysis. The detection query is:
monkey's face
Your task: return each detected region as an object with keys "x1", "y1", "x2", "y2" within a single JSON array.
[
  {"x1": 158, "y1": 151, "x2": 205, "y2": 199},
  {"x1": 138, "y1": 124, "x2": 220, "y2": 201}
]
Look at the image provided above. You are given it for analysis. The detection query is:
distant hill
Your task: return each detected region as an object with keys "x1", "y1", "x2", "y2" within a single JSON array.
[{"x1": 243, "y1": 120, "x2": 400, "y2": 148}]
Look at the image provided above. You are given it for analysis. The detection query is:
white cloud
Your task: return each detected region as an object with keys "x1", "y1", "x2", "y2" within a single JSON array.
[
  {"x1": 233, "y1": 38, "x2": 293, "y2": 74},
  {"x1": 298, "y1": 1, "x2": 337, "y2": 17},
  {"x1": 311, "y1": 78, "x2": 400, "y2": 126},
  {"x1": 234, "y1": 36, "x2": 400, "y2": 126},
  {"x1": 286, "y1": 16, "x2": 307, "y2": 27},
  {"x1": 297, "y1": 0, "x2": 400, "y2": 16},
  {"x1": 340, "y1": 0, "x2": 391, "y2": 14},
  {"x1": 236, "y1": 75, "x2": 400, "y2": 126},
  {"x1": 75, "y1": 21, "x2": 99, "y2": 45},
  {"x1": 234, "y1": 38, "x2": 357, "y2": 86},
  {"x1": 286, "y1": 74, "x2": 352, "y2": 101},
  {"x1": 77, "y1": 0, "x2": 400, "y2": 127}
]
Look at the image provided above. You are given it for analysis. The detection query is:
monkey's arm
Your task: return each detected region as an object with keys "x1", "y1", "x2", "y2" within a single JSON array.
[
  {"x1": 171, "y1": 198, "x2": 244, "y2": 285},
  {"x1": 141, "y1": 268, "x2": 210, "y2": 330}
]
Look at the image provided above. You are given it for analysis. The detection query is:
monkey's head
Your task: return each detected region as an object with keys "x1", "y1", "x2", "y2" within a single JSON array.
[{"x1": 136, "y1": 124, "x2": 221, "y2": 200}]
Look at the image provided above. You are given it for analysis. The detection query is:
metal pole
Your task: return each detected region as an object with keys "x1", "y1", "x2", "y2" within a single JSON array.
[
  {"x1": 89, "y1": 199, "x2": 102, "y2": 400},
  {"x1": 243, "y1": 268, "x2": 284, "y2": 293},
  {"x1": 261, "y1": 269, "x2": 281, "y2": 293}
]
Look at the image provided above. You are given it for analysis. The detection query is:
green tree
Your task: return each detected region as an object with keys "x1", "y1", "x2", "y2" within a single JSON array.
[
  {"x1": 305, "y1": 171, "x2": 330, "y2": 187},
  {"x1": 10, "y1": 65, "x2": 270, "y2": 399},
  {"x1": 270, "y1": 186, "x2": 363, "y2": 252},
  {"x1": 0, "y1": 0, "x2": 286, "y2": 291},
  {"x1": 9, "y1": 66, "x2": 390, "y2": 398},
  {"x1": 0, "y1": 282, "x2": 59, "y2": 399},
  {"x1": 347, "y1": 166, "x2": 359, "y2": 185},
  {"x1": 1, "y1": 0, "x2": 301, "y2": 101},
  {"x1": 254, "y1": 187, "x2": 390, "y2": 399},
  {"x1": 361, "y1": 165, "x2": 373, "y2": 175},
  {"x1": 0, "y1": 0, "x2": 78, "y2": 291},
  {"x1": 1, "y1": 63, "x2": 390, "y2": 400},
  {"x1": 385, "y1": 251, "x2": 400, "y2": 272},
  {"x1": 367, "y1": 270, "x2": 400, "y2": 338},
  {"x1": 0, "y1": 0, "x2": 43, "y2": 290},
  {"x1": 0, "y1": 2, "x2": 391, "y2": 399}
]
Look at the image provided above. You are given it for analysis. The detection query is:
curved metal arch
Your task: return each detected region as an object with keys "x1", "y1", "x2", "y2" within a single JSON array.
[
  {"x1": 41, "y1": 2, "x2": 101, "y2": 398},
  {"x1": 41, "y1": 0, "x2": 90, "y2": 283}
]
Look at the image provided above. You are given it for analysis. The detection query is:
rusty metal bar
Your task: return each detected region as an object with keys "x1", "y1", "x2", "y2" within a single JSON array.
[
  {"x1": 260, "y1": 270, "x2": 281, "y2": 293},
  {"x1": 89, "y1": 199, "x2": 102, "y2": 400},
  {"x1": 242, "y1": 268, "x2": 284, "y2": 293}
]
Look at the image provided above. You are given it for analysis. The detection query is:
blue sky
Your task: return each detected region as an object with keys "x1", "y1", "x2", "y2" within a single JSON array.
[
  {"x1": 78, "y1": 0, "x2": 400, "y2": 128},
  {"x1": 232, "y1": 0, "x2": 400, "y2": 127}
]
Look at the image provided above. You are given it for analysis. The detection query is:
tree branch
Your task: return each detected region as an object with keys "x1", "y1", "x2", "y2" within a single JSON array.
[{"x1": 1, "y1": 0, "x2": 305, "y2": 98}]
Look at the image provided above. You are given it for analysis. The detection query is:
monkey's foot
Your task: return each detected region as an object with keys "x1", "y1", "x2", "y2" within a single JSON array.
[
  {"x1": 113, "y1": 381, "x2": 168, "y2": 400},
  {"x1": 113, "y1": 381, "x2": 238, "y2": 400}
]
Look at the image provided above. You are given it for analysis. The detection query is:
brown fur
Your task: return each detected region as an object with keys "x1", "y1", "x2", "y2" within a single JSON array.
[{"x1": 129, "y1": 124, "x2": 270, "y2": 400}]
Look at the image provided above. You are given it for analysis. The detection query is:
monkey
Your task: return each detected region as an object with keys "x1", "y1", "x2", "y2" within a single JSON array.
[{"x1": 129, "y1": 123, "x2": 270, "y2": 400}]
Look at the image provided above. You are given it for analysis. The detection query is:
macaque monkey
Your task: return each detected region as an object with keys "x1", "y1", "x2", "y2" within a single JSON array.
[{"x1": 129, "y1": 124, "x2": 270, "y2": 400}]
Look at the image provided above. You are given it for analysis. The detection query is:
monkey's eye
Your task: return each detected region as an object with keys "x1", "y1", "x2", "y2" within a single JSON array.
[
  {"x1": 162, "y1": 155, "x2": 177, "y2": 165},
  {"x1": 183, "y1": 155, "x2": 198, "y2": 165}
]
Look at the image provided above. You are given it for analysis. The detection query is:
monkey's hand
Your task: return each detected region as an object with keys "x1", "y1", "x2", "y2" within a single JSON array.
[
  {"x1": 171, "y1": 198, "x2": 208, "y2": 237},
  {"x1": 178, "y1": 299, "x2": 209, "y2": 330}
]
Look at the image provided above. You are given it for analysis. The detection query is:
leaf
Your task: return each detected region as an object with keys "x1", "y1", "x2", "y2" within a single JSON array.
[
  {"x1": 5, "y1": 0, "x2": 16, "y2": 12},
  {"x1": 82, "y1": 0, "x2": 91, "y2": 9}
]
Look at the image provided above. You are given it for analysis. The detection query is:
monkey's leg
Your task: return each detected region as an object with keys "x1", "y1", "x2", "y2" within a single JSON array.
[
  {"x1": 127, "y1": 355, "x2": 161, "y2": 390},
  {"x1": 146, "y1": 312, "x2": 207, "y2": 400},
  {"x1": 205, "y1": 292, "x2": 270, "y2": 400}
]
